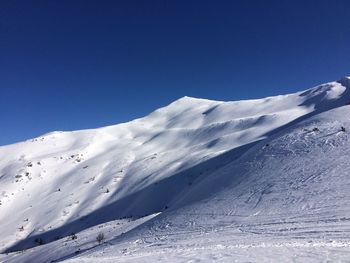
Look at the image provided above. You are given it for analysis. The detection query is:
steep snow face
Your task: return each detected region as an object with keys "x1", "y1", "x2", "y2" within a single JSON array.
[{"x1": 0, "y1": 78, "x2": 349, "y2": 260}]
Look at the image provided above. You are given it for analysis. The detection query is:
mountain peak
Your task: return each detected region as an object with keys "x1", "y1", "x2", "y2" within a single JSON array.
[
  {"x1": 338, "y1": 76, "x2": 350, "y2": 87},
  {"x1": 174, "y1": 96, "x2": 218, "y2": 103}
]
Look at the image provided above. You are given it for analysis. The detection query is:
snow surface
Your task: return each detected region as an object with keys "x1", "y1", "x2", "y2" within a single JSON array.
[{"x1": 1, "y1": 77, "x2": 350, "y2": 262}]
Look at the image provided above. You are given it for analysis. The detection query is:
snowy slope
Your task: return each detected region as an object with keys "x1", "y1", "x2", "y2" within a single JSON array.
[{"x1": 1, "y1": 77, "x2": 350, "y2": 262}]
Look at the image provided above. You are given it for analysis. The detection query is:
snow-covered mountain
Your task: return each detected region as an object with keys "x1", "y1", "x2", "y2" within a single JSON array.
[{"x1": 1, "y1": 77, "x2": 350, "y2": 262}]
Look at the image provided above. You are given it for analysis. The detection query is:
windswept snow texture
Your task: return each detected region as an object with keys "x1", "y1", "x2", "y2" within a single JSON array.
[{"x1": 1, "y1": 77, "x2": 350, "y2": 262}]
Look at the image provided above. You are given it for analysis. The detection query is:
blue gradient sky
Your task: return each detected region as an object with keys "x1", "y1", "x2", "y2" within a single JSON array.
[{"x1": 1, "y1": 0, "x2": 350, "y2": 146}]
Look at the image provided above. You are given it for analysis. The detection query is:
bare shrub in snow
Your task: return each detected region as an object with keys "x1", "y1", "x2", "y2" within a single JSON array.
[
  {"x1": 69, "y1": 233, "x2": 77, "y2": 240},
  {"x1": 34, "y1": 238, "x2": 44, "y2": 245},
  {"x1": 96, "y1": 233, "x2": 105, "y2": 244}
]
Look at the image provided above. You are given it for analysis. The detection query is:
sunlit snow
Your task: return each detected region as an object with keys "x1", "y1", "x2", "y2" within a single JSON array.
[{"x1": 1, "y1": 77, "x2": 350, "y2": 262}]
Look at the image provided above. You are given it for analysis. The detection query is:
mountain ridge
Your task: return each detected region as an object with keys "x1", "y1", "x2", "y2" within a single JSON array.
[{"x1": 1, "y1": 77, "x2": 350, "y2": 262}]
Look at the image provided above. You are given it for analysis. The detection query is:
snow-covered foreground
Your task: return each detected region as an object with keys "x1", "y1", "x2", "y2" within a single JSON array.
[{"x1": 1, "y1": 77, "x2": 350, "y2": 262}]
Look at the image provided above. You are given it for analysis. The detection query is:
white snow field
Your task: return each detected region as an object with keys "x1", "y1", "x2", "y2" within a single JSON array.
[{"x1": 1, "y1": 77, "x2": 350, "y2": 262}]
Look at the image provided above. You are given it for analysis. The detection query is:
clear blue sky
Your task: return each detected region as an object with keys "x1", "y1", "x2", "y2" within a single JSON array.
[{"x1": 1, "y1": 0, "x2": 350, "y2": 146}]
